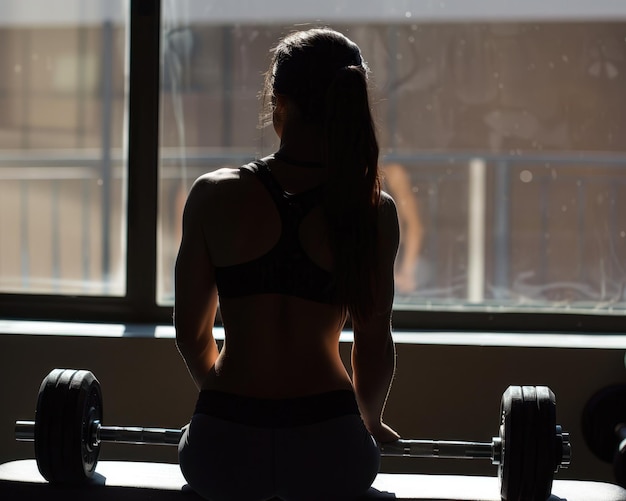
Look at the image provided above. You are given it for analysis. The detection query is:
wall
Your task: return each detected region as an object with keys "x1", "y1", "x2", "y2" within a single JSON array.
[{"x1": 1, "y1": 328, "x2": 625, "y2": 485}]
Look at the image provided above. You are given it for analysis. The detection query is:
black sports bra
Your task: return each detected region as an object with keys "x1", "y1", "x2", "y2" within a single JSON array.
[{"x1": 214, "y1": 160, "x2": 337, "y2": 304}]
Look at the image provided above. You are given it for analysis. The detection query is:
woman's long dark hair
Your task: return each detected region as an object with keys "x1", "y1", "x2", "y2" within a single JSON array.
[{"x1": 262, "y1": 28, "x2": 381, "y2": 325}]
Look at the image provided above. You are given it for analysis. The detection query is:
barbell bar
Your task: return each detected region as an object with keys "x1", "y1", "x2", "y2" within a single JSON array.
[
  {"x1": 15, "y1": 368, "x2": 571, "y2": 501},
  {"x1": 16, "y1": 420, "x2": 183, "y2": 447},
  {"x1": 17, "y1": 419, "x2": 497, "y2": 459}
]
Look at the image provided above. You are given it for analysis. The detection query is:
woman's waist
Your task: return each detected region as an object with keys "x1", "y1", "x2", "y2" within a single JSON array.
[
  {"x1": 193, "y1": 387, "x2": 360, "y2": 428},
  {"x1": 203, "y1": 346, "x2": 351, "y2": 393},
  {"x1": 200, "y1": 365, "x2": 353, "y2": 398}
]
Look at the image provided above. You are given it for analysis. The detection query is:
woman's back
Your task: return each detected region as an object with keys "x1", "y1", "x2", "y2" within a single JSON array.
[{"x1": 197, "y1": 158, "x2": 352, "y2": 398}]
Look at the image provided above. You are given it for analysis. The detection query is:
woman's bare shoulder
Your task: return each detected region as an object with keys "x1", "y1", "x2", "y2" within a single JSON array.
[
  {"x1": 188, "y1": 167, "x2": 250, "y2": 198},
  {"x1": 182, "y1": 167, "x2": 245, "y2": 217},
  {"x1": 378, "y1": 190, "x2": 400, "y2": 247},
  {"x1": 193, "y1": 167, "x2": 242, "y2": 187},
  {"x1": 379, "y1": 190, "x2": 398, "y2": 219}
]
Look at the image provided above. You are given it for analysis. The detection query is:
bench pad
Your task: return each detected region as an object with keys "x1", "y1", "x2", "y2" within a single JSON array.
[{"x1": 1, "y1": 460, "x2": 625, "y2": 500}]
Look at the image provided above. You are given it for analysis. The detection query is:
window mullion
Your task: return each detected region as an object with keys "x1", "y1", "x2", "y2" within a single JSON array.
[{"x1": 125, "y1": 0, "x2": 162, "y2": 321}]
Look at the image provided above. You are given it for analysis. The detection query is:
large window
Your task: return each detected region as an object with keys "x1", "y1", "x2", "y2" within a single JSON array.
[
  {"x1": 1, "y1": 1, "x2": 624, "y2": 330},
  {"x1": 158, "y1": 3, "x2": 626, "y2": 321},
  {"x1": 0, "y1": 1, "x2": 128, "y2": 296}
]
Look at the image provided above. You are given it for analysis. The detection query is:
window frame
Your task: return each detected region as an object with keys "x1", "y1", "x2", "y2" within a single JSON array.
[
  {"x1": 0, "y1": 0, "x2": 623, "y2": 333},
  {"x1": 0, "y1": 0, "x2": 168, "y2": 325}
]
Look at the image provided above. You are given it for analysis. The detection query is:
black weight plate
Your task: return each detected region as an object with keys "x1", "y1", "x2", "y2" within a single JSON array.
[
  {"x1": 520, "y1": 386, "x2": 538, "y2": 501},
  {"x1": 582, "y1": 384, "x2": 626, "y2": 463},
  {"x1": 500, "y1": 386, "x2": 524, "y2": 501},
  {"x1": 34, "y1": 368, "x2": 102, "y2": 483},
  {"x1": 532, "y1": 386, "x2": 556, "y2": 501},
  {"x1": 68, "y1": 369, "x2": 102, "y2": 480},
  {"x1": 36, "y1": 369, "x2": 76, "y2": 483},
  {"x1": 57, "y1": 368, "x2": 79, "y2": 482},
  {"x1": 34, "y1": 368, "x2": 65, "y2": 482}
]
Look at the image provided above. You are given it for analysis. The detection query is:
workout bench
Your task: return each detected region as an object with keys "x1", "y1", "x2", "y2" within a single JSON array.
[{"x1": 2, "y1": 459, "x2": 626, "y2": 500}]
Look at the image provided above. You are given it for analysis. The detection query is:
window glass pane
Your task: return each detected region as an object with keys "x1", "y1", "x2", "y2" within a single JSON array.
[
  {"x1": 0, "y1": 1, "x2": 128, "y2": 295},
  {"x1": 158, "y1": 2, "x2": 626, "y2": 314}
]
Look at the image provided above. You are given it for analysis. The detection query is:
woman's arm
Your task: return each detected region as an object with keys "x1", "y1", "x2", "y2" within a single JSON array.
[
  {"x1": 351, "y1": 192, "x2": 401, "y2": 443},
  {"x1": 383, "y1": 163, "x2": 424, "y2": 294},
  {"x1": 174, "y1": 177, "x2": 220, "y2": 390}
]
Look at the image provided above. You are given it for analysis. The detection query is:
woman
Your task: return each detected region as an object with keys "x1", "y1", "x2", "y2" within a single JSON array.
[{"x1": 175, "y1": 28, "x2": 400, "y2": 501}]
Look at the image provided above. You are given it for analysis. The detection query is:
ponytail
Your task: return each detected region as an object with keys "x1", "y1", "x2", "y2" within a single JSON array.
[
  {"x1": 264, "y1": 28, "x2": 382, "y2": 324},
  {"x1": 323, "y1": 66, "x2": 381, "y2": 325}
]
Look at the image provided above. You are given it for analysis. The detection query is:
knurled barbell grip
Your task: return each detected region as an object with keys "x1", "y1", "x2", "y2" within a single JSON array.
[
  {"x1": 379, "y1": 439, "x2": 494, "y2": 460},
  {"x1": 15, "y1": 420, "x2": 183, "y2": 446},
  {"x1": 97, "y1": 423, "x2": 183, "y2": 446}
]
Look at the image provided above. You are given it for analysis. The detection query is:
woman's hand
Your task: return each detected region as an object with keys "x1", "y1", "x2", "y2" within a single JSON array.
[{"x1": 368, "y1": 421, "x2": 401, "y2": 444}]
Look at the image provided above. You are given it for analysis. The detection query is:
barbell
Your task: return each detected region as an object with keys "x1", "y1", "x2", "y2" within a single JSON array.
[{"x1": 15, "y1": 368, "x2": 571, "y2": 500}]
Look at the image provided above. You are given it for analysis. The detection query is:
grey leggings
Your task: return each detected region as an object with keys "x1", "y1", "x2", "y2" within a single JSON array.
[{"x1": 178, "y1": 391, "x2": 380, "y2": 501}]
